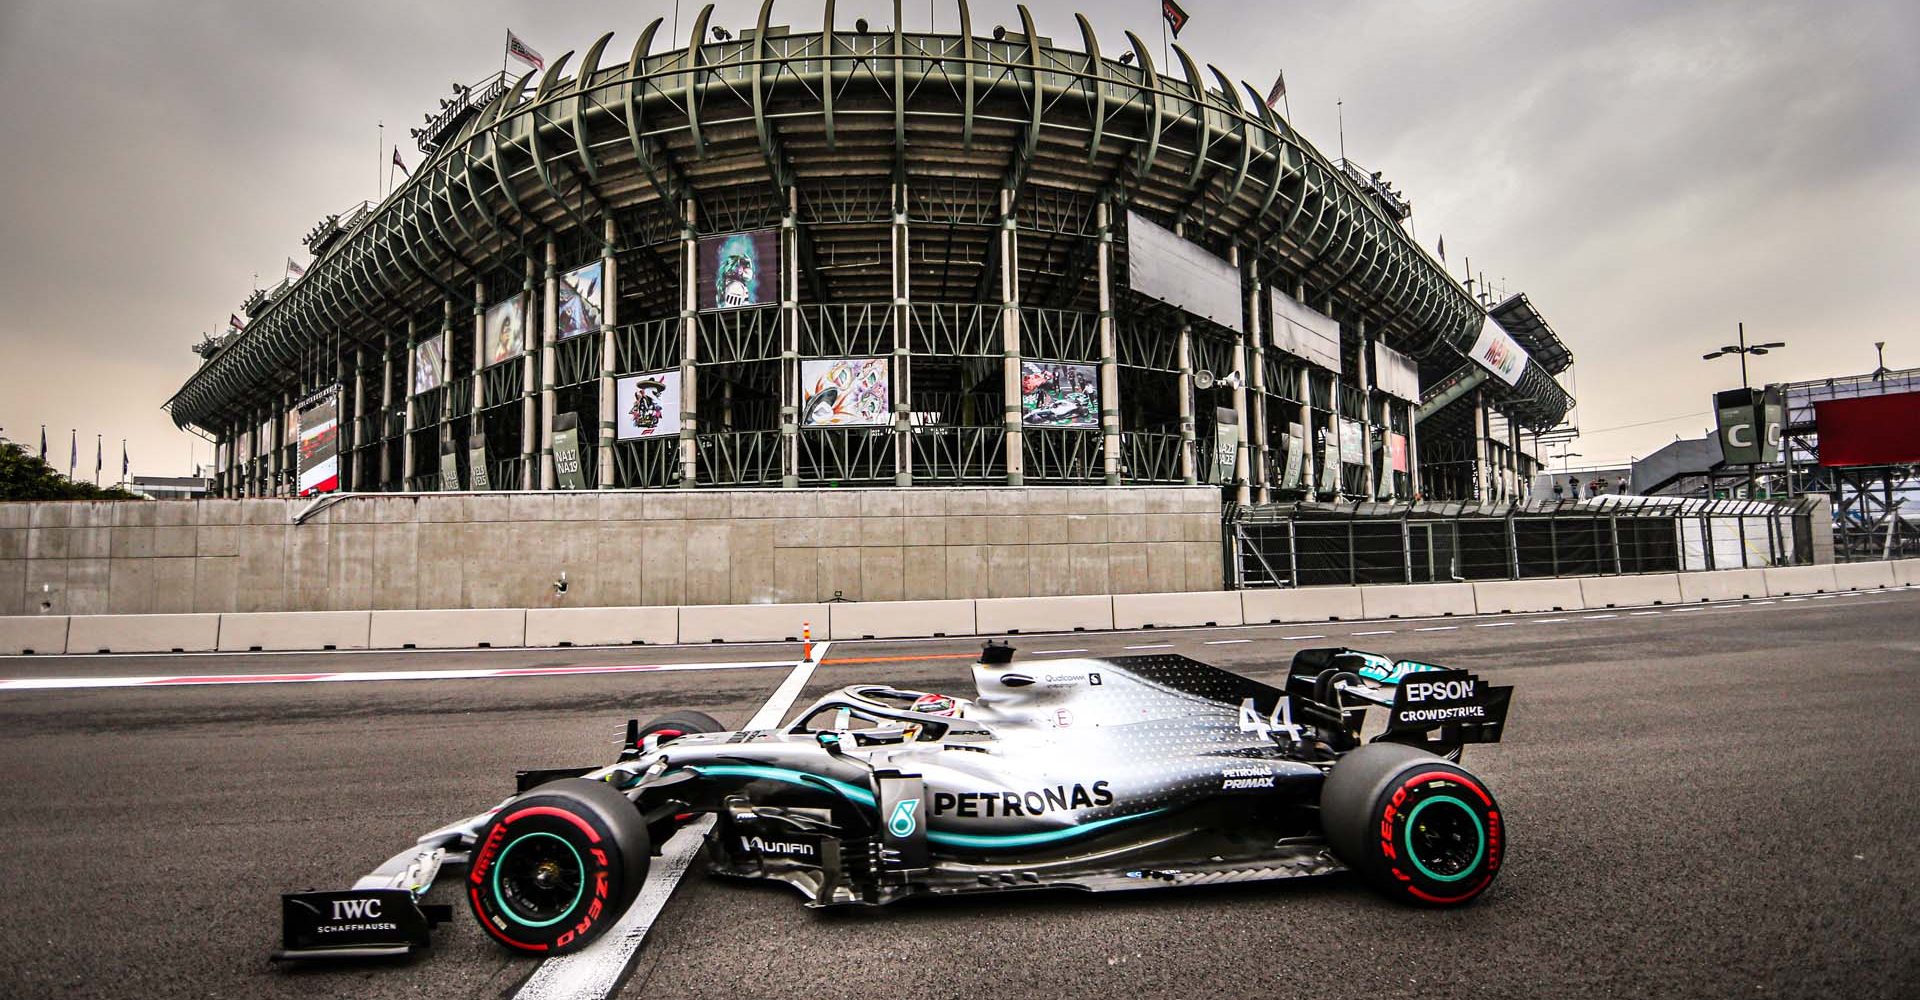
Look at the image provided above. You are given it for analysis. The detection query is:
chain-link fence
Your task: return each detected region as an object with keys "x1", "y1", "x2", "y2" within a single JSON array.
[{"x1": 1226, "y1": 495, "x2": 1823, "y2": 589}]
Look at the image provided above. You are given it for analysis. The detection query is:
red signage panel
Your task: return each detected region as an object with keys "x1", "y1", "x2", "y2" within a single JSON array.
[{"x1": 1814, "y1": 391, "x2": 1920, "y2": 467}]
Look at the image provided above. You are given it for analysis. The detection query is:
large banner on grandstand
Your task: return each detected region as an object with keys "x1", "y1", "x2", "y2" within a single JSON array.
[
  {"x1": 412, "y1": 333, "x2": 446, "y2": 395},
  {"x1": 486, "y1": 294, "x2": 528, "y2": 365},
  {"x1": 1020, "y1": 361, "x2": 1100, "y2": 429},
  {"x1": 296, "y1": 389, "x2": 341, "y2": 496},
  {"x1": 615, "y1": 370, "x2": 682, "y2": 440},
  {"x1": 557, "y1": 262, "x2": 605, "y2": 341},
  {"x1": 1125, "y1": 210, "x2": 1243, "y2": 332},
  {"x1": 1468, "y1": 316, "x2": 1529, "y2": 387},
  {"x1": 1373, "y1": 342, "x2": 1420, "y2": 402},
  {"x1": 1319, "y1": 429, "x2": 1341, "y2": 494},
  {"x1": 1282, "y1": 422, "x2": 1305, "y2": 490},
  {"x1": 1338, "y1": 418, "x2": 1365, "y2": 465},
  {"x1": 698, "y1": 229, "x2": 780, "y2": 310},
  {"x1": 800, "y1": 358, "x2": 890, "y2": 427},
  {"x1": 1814, "y1": 389, "x2": 1920, "y2": 467},
  {"x1": 1389, "y1": 432, "x2": 1409, "y2": 474},
  {"x1": 1271, "y1": 295, "x2": 1341, "y2": 372}
]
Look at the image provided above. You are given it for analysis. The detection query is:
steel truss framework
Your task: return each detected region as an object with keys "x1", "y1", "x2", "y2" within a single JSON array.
[{"x1": 170, "y1": 1, "x2": 1573, "y2": 499}]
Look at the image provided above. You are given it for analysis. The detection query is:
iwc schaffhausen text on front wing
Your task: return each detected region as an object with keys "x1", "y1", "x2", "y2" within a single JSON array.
[{"x1": 273, "y1": 643, "x2": 1513, "y2": 960}]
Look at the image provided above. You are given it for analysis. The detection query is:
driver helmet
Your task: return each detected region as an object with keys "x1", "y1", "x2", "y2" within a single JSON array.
[{"x1": 911, "y1": 692, "x2": 960, "y2": 717}]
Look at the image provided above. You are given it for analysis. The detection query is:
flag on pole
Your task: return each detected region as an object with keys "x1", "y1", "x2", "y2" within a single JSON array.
[
  {"x1": 391, "y1": 146, "x2": 409, "y2": 177},
  {"x1": 95, "y1": 435, "x2": 102, "y2": 483},
  {"x1": 1264, "y1": 71, "x2": 1287, "y2": 111},
  {"x1": 229, "y1": 313, "x2": 247, "y2": 332},
  {"x1": 69, "y1": 430, "x2": 77, "y2": 477},
  {"x1": 39, "y1": 426, "x2": 47, "y2": 462},
  {"x1": 506, "y1": 31, "x2": 545, "y2": 71},
  {"x1": 122, "y1": 441, "x2": 130, "y2": 480},
  {"x1": 286, "y1": 257, "x2": 305, "y2": 281},
  {"x1": 1161, "y1": 1, "x2": 1190, "y2": 38},
  {"x1": 1436, "y1": 235, "x2": 1447, "y2": 265}
]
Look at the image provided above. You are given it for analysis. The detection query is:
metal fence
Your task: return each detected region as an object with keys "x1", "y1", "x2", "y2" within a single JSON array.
[{"x1": 1226, "y1": 496, "x2": 1822, "y2": 589}]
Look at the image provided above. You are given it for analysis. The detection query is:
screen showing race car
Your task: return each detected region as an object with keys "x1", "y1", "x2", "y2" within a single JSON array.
[
  {"x1": 800, "y1": 358, "x2": 890, "y2": 427},
  {"x1": 615, "y1": 370, "x2": 682, "y2": 440},
  {"x1": 1020, "y1": 361, "x2": 1099, "y2": 429}
]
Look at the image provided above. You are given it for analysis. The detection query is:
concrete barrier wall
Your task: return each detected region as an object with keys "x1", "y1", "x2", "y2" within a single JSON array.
[
  {"x1": 1831, "y1": 562, "x2": 1896, "y2": 590},
  {"x1": 1471, "y1": 579, "x2": 1585, "y2": 614},
  {"x1": 1241, "y1": 587, "x2": 1364, "y2": 624},
  {"x1": 524, "y1": 607, "x2": 678, "y2": 647},
  {"x1": 1112, "y1": 591, "x2": 1244, "y2": 629},
  {"x1": 678, "y1": 603, "x2": 828, "y2": 644},
  {"x1": 217, "y1": 611, "x2": 371, "y2": 652},
  {"x1": 1761, "y1": 565, "x2": 1839, "y2": 596},
  {"x1": 1677, "y1": 568, "x2": 1769, "y2": 603},
  {"x1": 67, "y1": 613, "x2": 220, "y2": 653},
  {"x1": 828, "y1": 600, "x2": 975, "y2": 640},
  {"x1": 0, "y1": 615, "x2": 68, "y2": 655},
  {"x1": 1360, "y1": 583, "x2": 1477, "y2": 619},
  {"x1": 1896, "y1": 560, "x2": 1920, "y2": 587},
  {"x1": 1579, "y1": 573, "x2": 1683, "y2": 608},
  {"x1": 368, "y1": 609, "x2": 526, "y2": 649},
  {"x1": 975, "y1": 595, "x2": 1114, "y2": 634}
]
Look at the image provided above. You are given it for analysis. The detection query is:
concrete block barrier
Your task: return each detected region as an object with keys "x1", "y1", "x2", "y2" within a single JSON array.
[
  {"x1": 1761, "y1": 564, "x2": 1839, "y2": 597},
  {"x1": 1579, "y1": 573, "x2": 1683, "y2": 609},
  {"x1": 1360, "y1": 582, "x2": 1477, "y2": 619},
  {"x1": 0, "y1": 616, "x2": 69, "y2": 655},
  {"x1": 975, "y1": 595, "x2": 1113, "y2": 634},
  {"x1": 1676, "y1": 568, "x2": 1769, "y2": 603},
  {"x1": 1896, "y1": 559, "x2": 1920, "y2": 587},
  {"x1": 1831, "y1": 562, "x2": 1896, "y2": 590},
  {"x1": 525, "y1": 607, "x2": 678, "y2": 647},
  {"x1": 679, "y1": 603, "x2": 829, "y2": 644},
  {"x1": 217, "y1": 611, "x2": 371, "y2": 652},
  {"x1": 368, "y1": 609, "x2": 526, "y2": 649},
  {"x1": 1240, "y1": 587, "x2": 1364, "y2": 624},
  {"x1": 1112, "y1": 591, "x2": 1245, "y2": 630},
  {"x1": 828, "y1": 600, "x2": 975, "y2": 640},
  {"x1": 1471, "y1": 579, "x2": 1585, "y2": 615},
  {"x1": 67, "y1": 613, "x2": 220, "y2": 654}
]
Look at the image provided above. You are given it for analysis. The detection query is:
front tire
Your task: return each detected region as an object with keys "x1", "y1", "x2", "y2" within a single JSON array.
[
  {"x1": 467, "y1": 778, "x2": 651, "y2": 954},
  {"x1": 1321, "y1": 742, "x2": 1505, "y2": 906}
]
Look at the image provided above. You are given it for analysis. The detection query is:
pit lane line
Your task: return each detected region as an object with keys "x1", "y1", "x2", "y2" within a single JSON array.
[
  {"x1": 509, "y1": 640, "x2": 832, "y2": 1000},
  {"x1": 0, "y1": 657, "x2": 801, "y2": 692}
]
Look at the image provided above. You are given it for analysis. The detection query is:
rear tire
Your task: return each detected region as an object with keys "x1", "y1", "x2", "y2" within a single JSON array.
[
  {"x1": 467, "y1": 778, "x2": 651, "y2": 954},
  {"x1": 1322, "y1": 742, "x2": 1505, "y2": 906},
  {"x1": 638, "y1": 710, "x2": 724, "y2": 743}
]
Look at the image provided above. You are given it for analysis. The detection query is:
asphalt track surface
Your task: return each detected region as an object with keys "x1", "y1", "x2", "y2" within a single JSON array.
[{"x1": 3, "y1": 589, "x2": 1917, "y2": 999}]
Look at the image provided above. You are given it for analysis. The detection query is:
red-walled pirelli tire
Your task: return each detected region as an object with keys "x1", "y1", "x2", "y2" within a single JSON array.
[
  {"x1": 1321, "y1": 742, "x2": 1505, "y2": 907},
  {"x1": 467, "y1": 778, "x2": 651, "y2": 955},
  {"x1": 639, "y1": 710, "x2": 724, "y2": 743}
]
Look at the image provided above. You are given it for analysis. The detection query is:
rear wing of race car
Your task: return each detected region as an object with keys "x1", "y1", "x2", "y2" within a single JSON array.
[{"x1": 1285, "y1": 647, "x2": 1512, "y2": 753}]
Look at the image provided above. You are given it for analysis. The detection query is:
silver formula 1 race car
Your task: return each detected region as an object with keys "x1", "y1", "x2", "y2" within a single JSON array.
[{"x1": 274, "y1": 643, "x2": 1512, "y2": 960}]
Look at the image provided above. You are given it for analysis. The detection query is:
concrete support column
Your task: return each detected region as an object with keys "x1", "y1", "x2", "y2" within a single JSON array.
[
  {"x1": 350, "y1": 348, "x2": 365, "y2": 492},
  {"x1": 1508, "y1": 412, "x2": 1521, "y2": 503},
  {"x1": 780, "y1": 191, "x2": 800, "y2": 488},
  {"x1": 1245, "y1": 263, "x2": 1268, "y2": 502},
  {"x1": 598, "y1": 219, "x2": 618, "y2": 487},
  {"x1": 891, "y1": 182, "x2": 914, "y2": 486},
  {"x1": 379, "y1": 332, "x2": 393, "y2": 491},
  {"x1": 520, "y1": 256, "x2": 538, "y2": 491},
  {"x1": 1295, "y1": 279, "x2": 1313, "y2": 495},
  {"x1": 268, "y1": 396, "x2": 283, "y2": 496},
  {"x1": 1357, "y1": 317, "x2": 1376, "y2": 499},
  {"x1": 1177, "y1": 324, "x2": 1196, "y2": 485},
  {"x1": 678, "y1": 200, "x2": 700, "y2": 488},
  {"x1": 1472, "y1": 387, "x2": 1489, "y2": 503},
  {"x1": 998, "y1": 186, "x2": 1023, "y2": 486},
  {"x1": 1229, "y1": 246, "x2": 1250, "y2": 503},
  {"x1": 472, "y1": 282, "x2": 486, "y2": 487},
  {"x1": 540, "y1": 240, "x2": 558, "y2": 490},
  {"x1": 439, "y1": 300, "x2": 454, "y2": 488},
  {"x1": 1096, "y1": 200, "x2": 1121, "y2": 485},
  {"x1": 1408, "y1": 393, "x2": 1422, "y2": 499},
  {"x1": 402, "y1": 320, "x2": 417, "y2": 490}
]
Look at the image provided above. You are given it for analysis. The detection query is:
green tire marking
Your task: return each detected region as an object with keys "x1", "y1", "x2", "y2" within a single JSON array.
[
  {"x1": 1404, "y1": 794, "x2": 1485, "y2": 883},
  {"x1": 491, "y1": 831, "x2": 585, "y2": 928}
]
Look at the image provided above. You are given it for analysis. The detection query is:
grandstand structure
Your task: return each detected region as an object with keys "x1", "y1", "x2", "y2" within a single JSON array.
[{"x1": 167, "y1": 2, "x2": 1574, "y2": 503}]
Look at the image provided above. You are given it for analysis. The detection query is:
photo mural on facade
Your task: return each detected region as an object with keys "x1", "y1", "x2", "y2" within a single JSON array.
[
  {"x1": 615, "y1": 371, "x2": 682, "y2": 440},
  {"x1": 697, "y1": 229, "x2": 780, "y2": 310},
  {"x1": 486, "y1": 294, "x2": 527, "y2": 365},
  {"x1": 1019, "y1": 361, "x2": 1100, "y2": 429},
  {"x1": 556, "y1": 262, "x2": 604, "y2": 341},
  {"x1": 800, "y1": 358, "x2": 890, "y2": 427}
]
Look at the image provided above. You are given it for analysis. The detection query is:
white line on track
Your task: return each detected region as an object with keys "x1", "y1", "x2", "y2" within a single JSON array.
[
  {"x1": 1585, "y1": 614, "x2": 1618, "y2": 620},
  {"x1": 1781, "y1": 598, "x2": 1806, "y2": 603},
  {"x1": 1476, "y1": 622, "x2": 1515, "y2": 628},
  {"x1": 1278, "y1": 634, "x2": 1326, "y2": 640},
  {"x1": 1750, "y1": 600, "x2": 1775, "y2": 605},
  {"x1": 1032, "y1": 648, "x2": 1087, "y2": 655},
  {"x1": 1204, "y1": 639, "x2": 1251, "y2": 645},
  {"x1": 511, "y1": 641, "x2": 831, "y2": 1000},
  {"x1": 1124, "y1": 643, "x2": 1174, "y2": 650},
  {"x1": 1812, "y1": 594, "x2": 1836, "y2": 600},
  {"x1": 1414, "y1": 625, "x2": 1458, "y2": 632},
  {"x1": 0, "y1": 659, "x2": 798, "y2": 692},
  {"x1": 1532, "y1": 619, "x2": 1568, "y2": 624},
  {"x1": 1630, "y1": 611, "x2": 1663, "y2": 616},
  {"x1": 1349, "y1": 630, "x2": 1394, "y2": 636}
]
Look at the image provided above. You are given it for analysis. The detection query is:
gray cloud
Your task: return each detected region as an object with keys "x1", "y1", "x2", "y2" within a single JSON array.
[{"x1": 1, "y1": 0, "x2": 1912, "y2": 475}]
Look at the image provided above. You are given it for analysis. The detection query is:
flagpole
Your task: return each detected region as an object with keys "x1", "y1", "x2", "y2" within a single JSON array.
[{"x1": 377, "y1": 120, "x2": 384, "y2": 198}]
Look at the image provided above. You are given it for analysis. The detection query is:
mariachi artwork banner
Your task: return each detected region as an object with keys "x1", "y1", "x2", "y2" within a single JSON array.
[
  {"x1": 557, "y1": 262, "x2": 605, "y2": 341},
  {"x1": 800, "y1": 358, "x2": 890, "y2": 427},
  {"x1": 615, "y1": 370, "x2": 683, "y2": 441},
  {"x1": 1020, "y1": 361, "x2": 1100, "y2": 429},
  {"x1": 486, "y1": 294, "x2": 528, "y2": 365},
  {"x1": 697, "y1": 229, "x2": 780, "y2": 310},
  {"x1": 412, "y1": 333, "x2": 446, "y2": 395},
  {"x1": 296, "y1": 389, "x2": 340, "y2": 496}
]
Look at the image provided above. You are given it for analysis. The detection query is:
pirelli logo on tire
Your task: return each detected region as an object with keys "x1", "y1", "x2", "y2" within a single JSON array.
[{"x1": 1386, "y1": 669, "x2": 1512, "y2": 743}]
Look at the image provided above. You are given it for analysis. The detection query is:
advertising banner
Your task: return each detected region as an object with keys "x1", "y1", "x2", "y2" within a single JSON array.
[
  {"x1": 1124, "y1": 210, "x2": 1244, "y2": 332},
  {"x1": 1208, "y1": 407, "x2": 1240, "y2": 485},
  {"x1": 486, "y1": 294, "x2": 527, "y2": 366},
  {"x1": 556, "y1": 262, "x2": 605, "y2": 341},
  {"x1": 412, "y1": 333, "x2": 446, "y2": 395},
  {"x1": 1271, "y1": 295, "x2": 1342, "y2": 372},
  {"x1": 1389, "y1": 432, "x2": 1409, "y2": 474},
  {"x1": 438, "y1": 438, "x2": 461, "y2": 492},
  {"x1": 551, "y1": 413, "x2": 587, "y2": 490},
  {"x1": 1319, "y1": 433, "x2": 1341, "y2": 495},
  {"x1": 296, "y1": 389, "x2": 341, "y2": 496},
  {"x1": 1019, "y1": 361, "x2": 1100, "y2": 429},
  {"x1": 1373, "y1": 342, "x2": 1420, "y2": 402},
  {"x1": 800, "y1": 358, "x2": 891, "y2": 427},
  {"x1": 615, "y1": 370, "x2": 683, "y2": 440},
  {"x1": 1282, "y1": 423, "x2": 1305, "y2": 490},
  {"x1": 1714, "y1": 387, "x2": 1763, "y2": 465},
  {"x1": 697, "y1": 229, "x2": 780, "y2": 310},
  {"x1": 1759, "y1": 384, "x2": 1786, "y2": 465},
  {"x1": 1338, "y1": 418, "x2": 1365, "y2": 465},
  {"x1": 1814, "y1": 389, "x2": 1920, "y2": 467},
  {"x1": 1468, "y1": 315, "x2": 1529, "y2": 387},
  {"x1": 467, "y1": 433, "x2": 491, "y2": 491}
]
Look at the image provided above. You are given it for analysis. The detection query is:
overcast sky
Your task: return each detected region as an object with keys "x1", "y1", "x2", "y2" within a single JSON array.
[{"x1": 1, "y1": 0, "x2": 1913, "y2": 477}]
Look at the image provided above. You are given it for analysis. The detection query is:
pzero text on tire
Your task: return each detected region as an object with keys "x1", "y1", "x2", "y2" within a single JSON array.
[
  {"x1": 1321, "y1": 742, "x2": 1504, "y2": 906},
  {"x1": 466, "y1": 778, "x2": 651, "y2": 954}
]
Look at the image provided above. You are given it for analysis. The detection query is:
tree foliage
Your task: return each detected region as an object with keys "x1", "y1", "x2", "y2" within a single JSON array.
[{"x1": 0, "y1": 440, "x2": 142, "y2": 501}]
